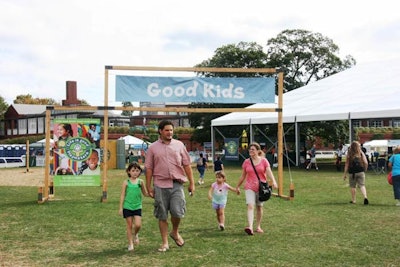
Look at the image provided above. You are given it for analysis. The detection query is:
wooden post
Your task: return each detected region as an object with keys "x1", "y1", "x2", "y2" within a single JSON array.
[
  {"x1": 101, "y1": 68, "x2": 109, "y2": 202},
  {"x1": 26, "y1": 140, "x2": 29, "y2": 173},
  {"x1": 37, "y1": 186, "x2": 43, "y2": 203}
]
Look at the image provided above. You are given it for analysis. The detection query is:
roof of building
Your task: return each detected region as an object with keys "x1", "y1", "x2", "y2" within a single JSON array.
[{"x1": 11, "y1": 104, "x2": 47, "y2": 115}]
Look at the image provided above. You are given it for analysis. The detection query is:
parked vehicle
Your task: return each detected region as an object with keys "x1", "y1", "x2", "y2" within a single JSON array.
[{"x1": 0, "y1": 156, "x2": 26, "y2": 168}]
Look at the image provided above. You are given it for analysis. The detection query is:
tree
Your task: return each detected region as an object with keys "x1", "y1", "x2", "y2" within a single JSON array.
[
  {"x1": 79, "y1": 99, "x2": 90, "y2": 106},
  {"x1": 266, "y1": 29, "x2": 356, "y2": 91},
  {"x1": 266, "y1": 29, "x2": 355, "y2": 143},
  {"x1": 121, "y1": 102, "x2": 133, "y2": 116},
  {"x1": 14, "y1": 94, "x2": 59, "y2": 105},
  {"x1": 0, "y1": 96, "x2": 8, "y2": 119},
  {"x1": 192, "y1": 30, "x2": 355, "y2": 147},
  {"x1": 195, "y1": 42, "x2": 269, "y2": 77},
  {"x1": 191, "y1": 42, "x2": 267, "y2": 144}
]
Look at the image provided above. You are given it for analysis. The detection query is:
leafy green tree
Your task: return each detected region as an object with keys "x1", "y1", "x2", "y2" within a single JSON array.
[
  {"x1": 195, "y1": 41, "x2": 269, "y2": 77},
  {"x1": 192, "y1": 30, "x2": 355, "y2": 146},
  {"x1": 78, "y1": 99, "x2": 90, "y2": 106},
  {"x1": 265, "y1": 29, "x2": 354, "y2": 143},
  {"x1": 266, "y1": 29, "x2": 356, "y2": 91},
  {"x1": 0, "y1": 95, "x2": 9, "y2": 119},
  {"x1": 191, "y1": 42, "x2": 268, "y2": 144},
  {"x1": 14, "y1": 94, "x2": 59, "y2": 105},
  {"x1": 121, "y1": 102, "x2": 133, "y2": 116}
]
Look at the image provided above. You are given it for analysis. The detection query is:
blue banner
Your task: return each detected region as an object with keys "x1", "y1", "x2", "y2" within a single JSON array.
[{"x1": 116, "y1": 76, "x2": 275, "y2": 103}]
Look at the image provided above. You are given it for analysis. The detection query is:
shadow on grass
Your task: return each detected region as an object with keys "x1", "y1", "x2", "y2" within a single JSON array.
[{"x1": 313, "y1": 201, "x2": 395, "y2": 207}]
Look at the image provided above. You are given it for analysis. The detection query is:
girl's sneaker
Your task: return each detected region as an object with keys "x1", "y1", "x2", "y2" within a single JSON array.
[
  {"x1": 128, "y1": 244, "x2": 134, "y2": 251},
  {"x1": 219, "y1": 224, "x2": 225, "y2": 231}
]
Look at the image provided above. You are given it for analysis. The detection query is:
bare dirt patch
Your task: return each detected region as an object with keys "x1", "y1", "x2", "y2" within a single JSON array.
[{"x1": 0, "y1": 167, "x2": 45, "y2": 186}]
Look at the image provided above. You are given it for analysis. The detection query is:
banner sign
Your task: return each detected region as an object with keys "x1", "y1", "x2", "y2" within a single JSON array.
[
  {"x1": 116, "y1": 76, "x2": 275, "y2": 103},
  {"x1": 52, "y1": 118, "x2": 101, "y2": 186},
  {"x1": 224, "y1": 138, "x2": 240, "y2": 160}
]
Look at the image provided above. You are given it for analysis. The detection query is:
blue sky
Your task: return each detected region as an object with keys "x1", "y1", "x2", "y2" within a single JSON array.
[{"x1": 1, "y1": 0, "x2": 399, "y2": 106}]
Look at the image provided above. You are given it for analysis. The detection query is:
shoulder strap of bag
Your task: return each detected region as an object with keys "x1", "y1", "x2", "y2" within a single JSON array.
[{"x1": 250, "y1": 158, "x2": 261, "y2": 182}]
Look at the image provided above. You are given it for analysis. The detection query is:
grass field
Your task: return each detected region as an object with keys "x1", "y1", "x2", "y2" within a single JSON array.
[{"x1": 0, "y1": 164, "x2": 399, "y2": 267}]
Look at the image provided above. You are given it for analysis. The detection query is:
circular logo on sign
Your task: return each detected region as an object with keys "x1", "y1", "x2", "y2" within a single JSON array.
[
  {"x1": 225, "y1": 140, "x2": 238, "y2": 155},
  {"x1": 64, "y1": 137, "x2": 92, "y2": 161}
]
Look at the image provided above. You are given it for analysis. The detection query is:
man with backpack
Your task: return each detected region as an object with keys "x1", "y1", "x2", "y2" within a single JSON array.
[{"x1": 197, "y1": 153, "x2": 207, "y2": 185}]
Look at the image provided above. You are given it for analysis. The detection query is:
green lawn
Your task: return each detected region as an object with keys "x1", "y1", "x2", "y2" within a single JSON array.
[{"x1": 0, "y1": 165, "x2": 398, "y2": 267}]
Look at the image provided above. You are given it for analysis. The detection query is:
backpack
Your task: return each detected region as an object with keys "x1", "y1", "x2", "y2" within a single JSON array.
[
  {"x1": 348, "y1": 156, "x2": 365, "y2": 174},
  {"x1": 197, "y1": 157, "x2": 203, "y2": 166}
]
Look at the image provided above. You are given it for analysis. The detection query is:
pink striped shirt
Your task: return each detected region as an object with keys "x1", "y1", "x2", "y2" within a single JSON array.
[{"x1": 145, "y1": 138, "x2": 191, "y2": 188}]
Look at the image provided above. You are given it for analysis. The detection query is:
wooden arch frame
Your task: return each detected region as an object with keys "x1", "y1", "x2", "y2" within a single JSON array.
[{"x1": 39, "y1": 66, "x2": 286, "y2": 203}]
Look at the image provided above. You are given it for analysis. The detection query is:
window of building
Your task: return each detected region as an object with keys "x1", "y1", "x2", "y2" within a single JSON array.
[
  {"x1": 371, "y1": 120, "x2": 383, "y2": 127},
  {"x1": 352, "y1": 120, "x2": 362, "y2": 127},
  {"x1": 393, "y1": 120, "x2": 400, "y2": 127},
  {"x1": 18, "y1": 119, "x2": 27, "y2": 134},
  {"x1": 28, "y1": 118, "x2": 37, "y2": 134}
]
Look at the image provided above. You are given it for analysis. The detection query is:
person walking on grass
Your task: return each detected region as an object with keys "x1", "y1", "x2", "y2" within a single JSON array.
[
  {"x1": 213, "y1": 156, "x2": 224, "y2": 173},
  {"x1": 388, "y1": 145, "x2": 400, "y2": 206},
  {"x1": 343, "y1": 141, "x2": 369, "y2": 205},
  {"x1": 306, "y1": 144, "x2": 318, "y2": 170},
  {"x1": 236, "y1": 142, "x2": 278, "y2": 235},
  {"x1": 197, "y1": 152, "x2": 207, "y2": 185},
  {"x1": 208, "y1": 171, "x2": 239, "y2": 231},
  {"x1": 145, "y1": 120, "x2": 195, "y2": 252},
  {"x1": 119, "y1": 162, "x2": 148, "y2": 252}
]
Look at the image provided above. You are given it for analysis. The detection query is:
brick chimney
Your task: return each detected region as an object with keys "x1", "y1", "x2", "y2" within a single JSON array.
[{"x1": 62, "y1": 81, "x2": 81, "y2": 106}]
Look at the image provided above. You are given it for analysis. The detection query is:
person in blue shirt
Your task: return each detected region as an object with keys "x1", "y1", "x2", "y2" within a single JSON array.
[{"x1": 388, "y1": 146, "x2": 400, "y2": 206}]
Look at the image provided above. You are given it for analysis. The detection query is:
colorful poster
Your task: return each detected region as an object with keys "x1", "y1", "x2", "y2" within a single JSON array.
[
  {"x1": 224, "y1": 138, "x2": 240, "y2": 160},
  {"x1": 52, "y1": 118, "x2": 101, "y2": 186}
]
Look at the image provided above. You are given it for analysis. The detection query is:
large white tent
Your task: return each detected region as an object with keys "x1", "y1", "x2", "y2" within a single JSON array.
[
  {"x1": 211, "y1": 59, "x2": 400, "y2": 165},
  {"x1": 212, "y1": 59, "x2": 400, "y2": 126}
]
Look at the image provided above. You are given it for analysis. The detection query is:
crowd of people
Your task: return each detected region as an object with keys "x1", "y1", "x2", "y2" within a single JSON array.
[
  {"x1": 116, "y1": 120, "x2": 399, "y2": 253},
  {"x1": 119, "y1": 120, "x2": 279, "y2": 252}
]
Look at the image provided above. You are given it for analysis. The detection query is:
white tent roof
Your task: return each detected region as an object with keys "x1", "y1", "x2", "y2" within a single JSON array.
[
  {"x1": 364, "y1": 139, "x2": 400, "y2": 148},
  {"x1": 212, "y1": 59, "x2": 400, "y2": 126},
  {"x1": 119, "y1": 135, "x2": 149, "y2": 149}
]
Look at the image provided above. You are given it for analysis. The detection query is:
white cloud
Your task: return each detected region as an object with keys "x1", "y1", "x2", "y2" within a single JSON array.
[{"x1": 1, "y1": 0, "x2": 399, "y2": 106}]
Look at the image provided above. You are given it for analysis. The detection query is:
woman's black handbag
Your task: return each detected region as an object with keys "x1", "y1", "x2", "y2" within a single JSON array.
[
  {"x1": 258, "y1": 181, "x2": 272, "y2": 202},
  {"x1": 250, "y1": 158, "x2": 272, "y2": 202}
]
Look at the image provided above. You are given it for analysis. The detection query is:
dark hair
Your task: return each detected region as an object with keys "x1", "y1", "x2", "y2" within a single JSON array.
[
  {"x1": 90, "y1": 149, "x2": 99, "y2": 158},
  {"x1": 60, "y1": 123, "x2": 73, "y2": 136},
  {"x1": 126, "y1": 162, "x2": 142, "y2": 177},
  {"x1": 158, "y1": 120, "x2": 174, "y2": 133}
]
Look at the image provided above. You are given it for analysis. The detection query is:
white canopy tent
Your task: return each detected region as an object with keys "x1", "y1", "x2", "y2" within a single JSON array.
[
  {"x1": 363, "y1": 139, "x2": 400, "y2": 154},
  {"x1": 213, "y1": 59, "x2": 400, "y2": 126},
  {"x1": 118, "y1": 135, "x2": 149, "y2": 150},
  {"x1": 211, "y1": 59, "x2": 400, "y2": 165}
]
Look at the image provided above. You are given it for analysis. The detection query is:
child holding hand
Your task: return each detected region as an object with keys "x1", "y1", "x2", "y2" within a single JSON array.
[
  {"x1": 119, "y1": 162, "x2": 148, "y2": 251},
  {"x1": 208, "y1": 171, "x2": 239, "y2": 231}
]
